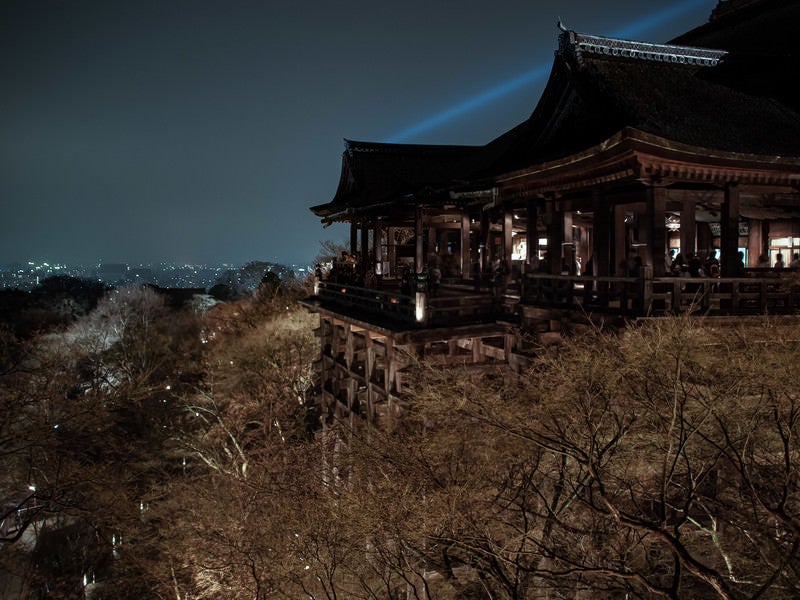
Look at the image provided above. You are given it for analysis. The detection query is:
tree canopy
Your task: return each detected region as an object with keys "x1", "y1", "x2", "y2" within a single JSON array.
[{"x1": 2, "y1": 282, "x2": 799, "y2": 599}]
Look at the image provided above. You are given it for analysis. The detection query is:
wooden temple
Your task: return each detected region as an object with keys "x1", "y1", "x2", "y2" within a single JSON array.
[{"x1": 302, "y1": 0, "x2": 800, "y2": 424}]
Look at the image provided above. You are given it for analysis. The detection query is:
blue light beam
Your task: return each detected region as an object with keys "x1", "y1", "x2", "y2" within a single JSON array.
[{"x1": 385, "y1": 0, "x2": 711, "y2": 143}]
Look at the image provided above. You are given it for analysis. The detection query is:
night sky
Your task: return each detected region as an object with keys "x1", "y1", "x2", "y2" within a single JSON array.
[{"x1": 1, "y1": 0, "x2": 717, "y2": 267}]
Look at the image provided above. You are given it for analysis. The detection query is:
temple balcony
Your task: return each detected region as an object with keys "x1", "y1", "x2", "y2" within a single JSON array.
[{"x1": 304, "y1": 268, "x2": 800, "y2": 335}]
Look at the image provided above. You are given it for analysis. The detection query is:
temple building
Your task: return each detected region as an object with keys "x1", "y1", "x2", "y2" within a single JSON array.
[{"x1": 302, "y1": 0, "x2": 800, "y2": 423}]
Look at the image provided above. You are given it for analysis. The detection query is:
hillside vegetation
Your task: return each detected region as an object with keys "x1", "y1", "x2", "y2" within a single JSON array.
[{"x1": 1, "y1": 281, "x2": 798, "y2": 599}]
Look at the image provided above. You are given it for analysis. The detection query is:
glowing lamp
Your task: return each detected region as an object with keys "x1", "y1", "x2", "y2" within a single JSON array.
[{"x1": 415, "y1": 292, "x2": 427, "y2": 323}]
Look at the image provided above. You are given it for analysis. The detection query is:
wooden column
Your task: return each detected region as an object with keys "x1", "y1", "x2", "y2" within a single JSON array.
[
  {"x1": 319, "y1": 316, "x2": 330, "y2": 417},
  {"x1": 614, "y1": 205, "x2": 627, "y2": 275},
  {"x1": 415, "y1": 206, "x2": 424, "y2": 275},
  {"x1": 387, "y1": 227, "x2": 396, "y2": 278},
  {"x1": 373, "y1": 223, "x2": 383, "y2": 276},
  {"x1": 360, "y1": 221, "x2": 369, "y2": 278},
  {"x1": 526, "y1": 199, "x2": 537, "y2": 269},
  {"x1": 350, "y1": 221, "x2": 358, "y2": 255},
  {"x1": 646, "y1": 186, "x2": 668, "y2": 276},
  {"x1": 460, "y1": 213, "x2": 471, "y2": 279},
  {"x1": 385, "y1": 338, "x2": 395, "y2": 398},
  {"x1": 502, "y1": 209, "x2": 513, "y2": 274},
  {"x1": 365, "y1": 335, "x2": 375, "y2": 422},
  {"x1": 563, "y1": 211, "x2": 574, "y2": 274},
  {"x1": 546, "y1": 202, "x2": 564, "y2": 274},
  {"x1": 480, "y1": 211, "x2": 491, "y2": 273},
  {"x1": 680, "y1": 197, "x2": 697, "y2": 257},
  {"x1": 592, "y1": 194, "x2": 612, "y2": 276},
  {"x1": 721, "y1": 183, "x2": 741, "y2": 277}
]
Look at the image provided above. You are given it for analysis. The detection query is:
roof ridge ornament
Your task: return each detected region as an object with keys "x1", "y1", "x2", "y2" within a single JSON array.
[{"x1": 560, "y1": 30, "x2": 727, "y2": 67}]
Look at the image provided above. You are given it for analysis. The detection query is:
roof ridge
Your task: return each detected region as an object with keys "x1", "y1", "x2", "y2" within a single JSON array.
[{"x1": 560, "y1": 30, "x2": 727, "y2": 67}]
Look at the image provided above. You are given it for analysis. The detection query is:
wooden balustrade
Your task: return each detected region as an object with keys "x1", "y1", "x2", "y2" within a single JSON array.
[
  {"x1": 522, "y1": 273, "x2": 644, "y2": 315},
  {"x1": 316, "y1": 272, "x2": 800, "y2": 326},
  {"x1": 315, "y1": 280, "x2": 503, "y2": 326},
  {"x1": 522, "y1": 272, "x2": 800, "y2": 316}
]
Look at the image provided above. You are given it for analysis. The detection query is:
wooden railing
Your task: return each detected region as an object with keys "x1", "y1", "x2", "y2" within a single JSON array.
[
  {"x1": 315, "y1": 272, "x2": 800, "y2": 327},
  {"x1": 522, "y1": 273, "x2": 644, "y2": 315},
  {"x1": 314, "y1": 280, "x2": 503, "y2": 326},
  {"x1": 315, "y1": 281, "x2": 414, "y2": 322},
  {"x1": 522, "y1": 271, "x2": 800, "y2": 316},
  {"x1": 649, "y1": 276, "x2": 800, "y2": 315}
]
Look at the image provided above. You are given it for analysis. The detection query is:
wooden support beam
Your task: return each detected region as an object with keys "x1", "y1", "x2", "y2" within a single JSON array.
[
  {"x1": 350, "y1": 221, "x2": 358, "y2": 255},
  {"x1": 345, "y1": 323, "x2": 354, "y2": 369},
  {"x1": 721, "y1": 183, "x2": 741, "y2": 277},
  {"x1": 360, "y1": 221, "x2": 369, "y2": 278},
  {"x1": 480, "y1": 211, "x2": 491, "y2": 273},
  {"x1": 563, "y1": 211, "x2": 574, "y2": 274},
  {"x1": 385, "y1": 338, "x2": 395, "y2": 397},
  {"x1": 373, "y1": 223, "x2": 383, "y2": 277},
  {"x1": 365, "y1": 336, "x2": 375, "y2": 423},
  {"x1": 387, "y1": 226, "x2": 396, "y2": 277},
  {"x1": 614, "y1": 205, "x2": 627, "y2": 276},
  {"x1": 472, "y1": 337, "x2": 483, "y2": 362},
  {"x1": 680, "y1": 196, "x2": 697, "y2": 257},
  {"x1": 504, "y1": 333, "x2": 513, "y2": 360},
  {"x1": 461, "y1": 213, "x2": 471, "y2": 279},
  {"x1": 546, "y1": 202, "x2": 564, "y2": 274},
  {"x1": 592, "y1": 194, "x2": 611, "y2": 277},
  {"x1": 526, "y1": 199, "x2": 537, "y2": 269},
  {"x1": 503, "y1": 209, "x2": 513, "y2": 274},
  {"x1": 647, "y1": 186, "x2": 668, "y2": 277},
  {"x1": 415, "y1": 206, "x2": 424, "y2": 275}
]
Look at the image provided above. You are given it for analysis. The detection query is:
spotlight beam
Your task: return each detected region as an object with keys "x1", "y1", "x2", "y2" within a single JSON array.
[{"x1": 385, "y1": 0, "x2": 710, "y2": 143}]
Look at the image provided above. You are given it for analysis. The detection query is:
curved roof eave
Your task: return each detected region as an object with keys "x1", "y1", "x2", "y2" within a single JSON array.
[{"x1": 496, "y1": 126, "x2": 800, "y2": 190}]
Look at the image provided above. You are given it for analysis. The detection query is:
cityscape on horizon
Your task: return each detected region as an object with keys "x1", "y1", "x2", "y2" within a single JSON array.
[{"x1": 0, "y1": 258, "x2": 315, "y2": 292}]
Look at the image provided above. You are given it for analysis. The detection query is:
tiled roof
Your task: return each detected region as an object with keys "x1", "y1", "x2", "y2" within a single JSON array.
[
  {"x1": 313, "y1": 0, "x2": 800, "y2": 218},
  {"x1": 311, "y1": 141, "x2": 492, "y2": 217},
  {"x1": 483, "y1": 30, "x2": 800, "y2": 174}
]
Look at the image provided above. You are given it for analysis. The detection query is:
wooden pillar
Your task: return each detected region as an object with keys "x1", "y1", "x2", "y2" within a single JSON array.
[
  {"x1": 472, "y1": 337, "x2": 483, "y2": 363},
  {"x1": 365, "y1": 335, "x2": 375, "y2": 422},
  {"x1": 563, "y1": 211, "x2": 574, "y2": 274},
  {"x1": 680, "y1": 197, "x2": 697, "y2": 257},
  {"x1": 503, "y1": 209, "x2": 513, "y2": 274},
  {"x1": 344, "y1": 323, "x2": 354, "y2": 369},
  {"x1": 350, "y1": 221, "x2": 358, "y2": 255},
  {"x1": 614, "y1": 205, "x2": 627, "y2": 275},
  {"x1": 526, "y1": 199, "x2": 537, "y2": 269},
  {"x1": 592, "y1": 194, "x2": 612, "y2": 276},
  {"x1": 460, "y1": 213, "x2": 471, "y2": 279},
  {"x1": 427, "y1": 226, "x2": 437, "y2": 259},
  {"x1": 360, "y1": 221, "x2": 369, "y2": 278},
  {"x1": 373, "y1": 223, "x2": 383, "y2": 277},
  {"x1": 387, "y1": 227, "x2": 396, "y2": 278},
  {"x1": 480, "y1": 211, "x2": 490, "y2": 273},
  {"x1": 646, "y1": 186, "x2": 668, "y2": 276},
  {"x1": 415, "y1": 206, "x2": 424, "y2": 275},
  {"x1": 384, "y1": 338, "x2": 394, "y2": 399},
  {"x1": 721, "y1": 183, "x2": 741, "y2": 277},
  {"x1": 319, "y1": 316, "x2": 330, "y2": 416},
  {"x1": 546, "y1": 201, "x2": 564, "y2": 274}
]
